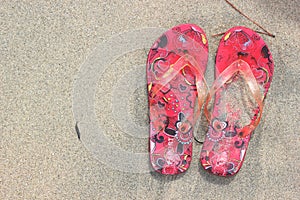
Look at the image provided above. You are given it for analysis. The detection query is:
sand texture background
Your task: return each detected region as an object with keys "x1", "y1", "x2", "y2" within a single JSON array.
[{"x1": 1, "y1": 0, "x2": 299, "y2": 199}]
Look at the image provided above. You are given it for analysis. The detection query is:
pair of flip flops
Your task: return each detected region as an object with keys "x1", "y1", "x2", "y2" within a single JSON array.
[{"x1": 147, "y1": 24, "x2": 274, "y2": 176}]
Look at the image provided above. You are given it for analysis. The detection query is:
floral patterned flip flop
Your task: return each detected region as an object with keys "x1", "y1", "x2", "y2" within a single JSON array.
[
  {"x1": 147, "y1": 24, "x2": 208, "y2": 175},
  {"x1": 200, "y1": 26, "x2": 274, "y2": 176}
]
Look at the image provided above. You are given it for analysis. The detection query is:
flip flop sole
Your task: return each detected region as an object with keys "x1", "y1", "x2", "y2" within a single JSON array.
[
  {"x1": 147, "y1": 24, "x2": 208, "y2": 175},
  {"x1": 200, "y1": 26, "x2": 274, "y2": 176}
]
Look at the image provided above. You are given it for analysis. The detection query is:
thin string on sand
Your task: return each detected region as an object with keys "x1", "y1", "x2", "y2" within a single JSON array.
[{"x1": 213, "y1": 0, "x2": 275, "y2": 38}]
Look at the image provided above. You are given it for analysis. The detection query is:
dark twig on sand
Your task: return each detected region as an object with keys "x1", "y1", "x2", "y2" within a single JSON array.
[{"x1": 224, "y1": 0, "x2": 275, "y2": 38}]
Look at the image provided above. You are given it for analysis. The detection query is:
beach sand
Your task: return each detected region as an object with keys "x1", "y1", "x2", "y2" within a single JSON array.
[{"x1": 1, "y1": 0, "x2": 299, "y2": 199}]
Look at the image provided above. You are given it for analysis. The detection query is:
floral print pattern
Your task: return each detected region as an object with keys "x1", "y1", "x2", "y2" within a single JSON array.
[
  {"x1": 200, "y1": 27, "x2": 274, "y2": 176},
  {"x1": 147, "y1": 24, "x2": 208, "y2": 175}
]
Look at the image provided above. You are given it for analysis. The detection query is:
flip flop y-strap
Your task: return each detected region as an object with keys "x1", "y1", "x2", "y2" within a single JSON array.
[
  {"x1": 204, "y1": 59, "x2": 264, "y2": 137},
  {"x1": 149, "y1": 54, "x2": 208, "y2": 122}
]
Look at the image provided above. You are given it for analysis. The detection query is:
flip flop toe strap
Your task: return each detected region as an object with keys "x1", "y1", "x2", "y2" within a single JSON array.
[
  {"x1": 149, "y1": 54, "x2": 208, "y2": 122},
  {"x1": 204, "y1": 59, "x2": 264, "y2": 138}
]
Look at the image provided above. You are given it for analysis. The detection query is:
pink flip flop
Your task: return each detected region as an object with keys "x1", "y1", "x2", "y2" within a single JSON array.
[
  {"x1": 200, "y1": 26, "x2": 274, "y2": 176},
  {"x1": 147, "y1": 24, "x2": 208, "y2": 175}
]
